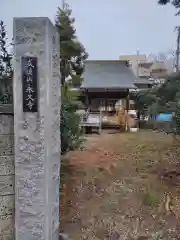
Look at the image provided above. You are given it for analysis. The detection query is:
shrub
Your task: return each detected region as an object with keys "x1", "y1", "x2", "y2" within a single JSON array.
[
  {"x1": 61, "y1": 85, "x2": 83, "y2": 154},
  {"x1": 175, "y1": 91, "x2": 180, "y2": 136}
]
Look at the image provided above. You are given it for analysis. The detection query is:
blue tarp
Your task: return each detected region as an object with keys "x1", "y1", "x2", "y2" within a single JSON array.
[{"x1": 156, "y1": 113, "x2": 173, "y2": 122}]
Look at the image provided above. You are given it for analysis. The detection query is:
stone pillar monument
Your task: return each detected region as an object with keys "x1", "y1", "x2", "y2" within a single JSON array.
[{"x1": 13, "y1": 18, "x2": 61, "y2": 240}]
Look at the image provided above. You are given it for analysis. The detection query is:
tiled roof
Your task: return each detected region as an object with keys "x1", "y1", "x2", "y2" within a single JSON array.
[{"x1": 81, "y1": 60, "x2": 138, "y2": 89}]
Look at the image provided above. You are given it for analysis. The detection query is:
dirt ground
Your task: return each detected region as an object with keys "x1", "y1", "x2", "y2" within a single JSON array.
[{"x1": 60, "y1": 130, "x2": 180, "y2": 240}]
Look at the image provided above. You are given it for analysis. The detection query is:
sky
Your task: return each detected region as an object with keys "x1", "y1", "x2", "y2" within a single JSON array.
[{"x1": 0, "y1": 0, "x2": 179, "y2": 60}]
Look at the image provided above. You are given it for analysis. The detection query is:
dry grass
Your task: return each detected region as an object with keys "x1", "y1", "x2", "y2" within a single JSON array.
[{"x1": 60, "y1": 130, "x2": 180, "y2": 239}]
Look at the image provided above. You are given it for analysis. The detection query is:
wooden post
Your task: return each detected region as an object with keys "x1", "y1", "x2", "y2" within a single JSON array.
[
  {"x1": 126, "y1": 90, "x2": 130, "y2": 132},
  {"x1": 105, "y1": 89, "x2": 108, "y2": 112},
  {"x1": 85, "y1": 90, "x2": 89, "y2": 108},
  {"x1": 99, "y1": 110, "x2": 102, "y2": 134}
]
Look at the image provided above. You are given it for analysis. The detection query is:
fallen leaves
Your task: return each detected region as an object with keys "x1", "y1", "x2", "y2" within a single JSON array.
[{"x1": 60, "y1": 131, "x2": 179, "y2": 239}]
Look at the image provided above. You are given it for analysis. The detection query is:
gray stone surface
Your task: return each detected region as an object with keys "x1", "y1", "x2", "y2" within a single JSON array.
[
  {"x1": 0, "y1": 235, "x2": 14, "y2": 240},
  {"x1": 0, "y1": 156, "x2": 14, "y2": 175},
  {"x1": 0, "y1": 135, "x2": 14, "y2": 156},
  {"x1": 0, "y1": 215, "x2": 14, "y2": 236},
  {"x1": 0, "y1": 176, "x2": 14, "y2": 195},
  {"x1": 0, "y1": 108, "x2": 15, "y2": 240},
  {"x1": 0, "y1": 195, "x2": 14, "y2": 215},
  {"x1": 13, "y1": 17, "x2": 61, "y2": 240}
]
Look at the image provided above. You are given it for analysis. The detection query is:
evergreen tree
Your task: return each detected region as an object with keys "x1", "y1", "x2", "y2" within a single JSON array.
[
  {"x1": 0, "y1": 21, "x2": 12, "y2": 80},
  {"x1": 55, "y1": 2, "x2": 88, "y2": 154},
  {"x1": 175, "y1": 89, "x2": 180, "y2": 135},
  {"x1": 55, "y1": 2, "x2": 88, "y2": 86},
  {"x1": 158, "y1": 0, "x2": 180, "y2": 15},
  {"x1": 0, "y1": 21, "x2": 13, "y2": 104}
]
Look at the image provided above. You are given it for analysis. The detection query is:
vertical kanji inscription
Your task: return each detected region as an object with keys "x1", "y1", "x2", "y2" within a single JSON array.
[{"x1": 22, "y1": 57, "x2": 38, "y2": 112}]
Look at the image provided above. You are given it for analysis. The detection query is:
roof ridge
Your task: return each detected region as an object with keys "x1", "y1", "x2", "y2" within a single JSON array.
[{"x1": 85, "y1": 60, "x2": 128, "y2": 64}]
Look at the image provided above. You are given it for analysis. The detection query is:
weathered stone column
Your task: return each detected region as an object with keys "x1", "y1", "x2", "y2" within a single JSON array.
[
  {"x1": 13, "y1": 18, "x2": 61, "y2": 240},
  {"x1": 0, "y1": 105, "x2": 15, "y2": 239}
]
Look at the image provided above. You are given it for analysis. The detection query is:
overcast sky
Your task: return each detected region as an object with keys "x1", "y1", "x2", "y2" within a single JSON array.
[{"x1": 0, "y1": 0, "x2": 179, "y2": 59}]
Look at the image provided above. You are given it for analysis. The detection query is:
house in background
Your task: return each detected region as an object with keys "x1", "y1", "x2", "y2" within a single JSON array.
[
  {"x1": 138, "y1": 61, "x2": 167, "y2": 86},
  {"x1": 119, "y1": 54, "x2": 147, "y2": 77},
  {"x1": 119, "y1": 54, "x2": 168, "y2": 86}
]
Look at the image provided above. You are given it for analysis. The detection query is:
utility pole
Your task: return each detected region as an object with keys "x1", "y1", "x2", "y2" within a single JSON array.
[
  {"x1": 62, "y1": 0, "x2": 66, "y2": 10},
  {"x1": 175, "y1": 26, "x2": 180, "y2": 72},
  {"x1": 136, "y1": 49, "x2": 140, "y2": 77}
]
